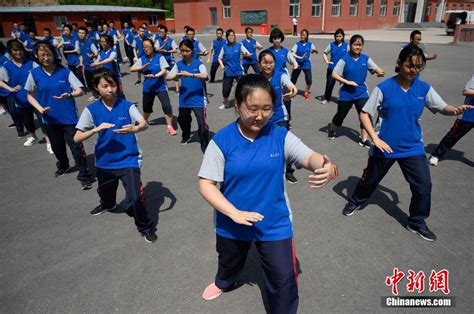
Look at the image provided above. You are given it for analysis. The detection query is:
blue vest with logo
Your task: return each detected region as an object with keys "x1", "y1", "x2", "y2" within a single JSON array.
[
  {"x1": 339, "y1": 53, "x2": 370, "y2": 101},
  {"x1": 177, "y1": 59, "x2": 206, "y2": 108}
]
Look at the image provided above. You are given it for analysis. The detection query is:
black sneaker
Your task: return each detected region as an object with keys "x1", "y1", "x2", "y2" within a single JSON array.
[
  {"x1": 90, "y1": 205, "x2": 108, "y2": 216},
  {"x1": 142, "y1": 232, "x2": 158, "y2": 243},
  {"x1": 180, "y1": 137, "x2": 191, "y2": 145},
  {"x1": 81, "y1": 181, "x2": 93, "y2": 190},
  {"x1": 285, "y1": 173, "x2": 298, "y2": 184},
  {"x1": 342, "y1": 203, "x2": 362, "y2": 216},
  {"x1": 125, "y1": 206, "x2": 134, "y2": 217},
  {"x1": 17, "y1": 131, "x2": 27, "y2": 138},
  {"x1": 134, "y1": 80, "x2": 142, "y2": 85},
  {"x1": 407, "y1": 224, "x2": 437, "y2": 242},
  {"x1": 8, "y1": 123, "x2": 15, "y2": 128},
  {"x1": 55, "y1": 167, "x2": 71, "y2": 177},
  {"x1": 328, "y1": 129, "x2": 336, "y2": 140},
  {"x1": 358, "y1": 139, "x2": 371, "y2": 148}
]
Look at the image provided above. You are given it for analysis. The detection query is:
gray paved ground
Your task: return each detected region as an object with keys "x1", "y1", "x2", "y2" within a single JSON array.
[{"x1": 0, "y1": 33, "x2": 473, "y2": 313}]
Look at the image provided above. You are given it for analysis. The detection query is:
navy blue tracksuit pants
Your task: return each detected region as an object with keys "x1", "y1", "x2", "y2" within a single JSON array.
[
  {"x1": 349, "y1": 155, "x2": 432, "y2": 227},
  {"x1": 432, "y1": 118, "x2": 473, "y2": 159},
  {"x1": 215, "y1": 235, "x2": 299, "y2": 314},
  {"x1": 96, "y1": 167, "x2": 154, "y2": 234}
]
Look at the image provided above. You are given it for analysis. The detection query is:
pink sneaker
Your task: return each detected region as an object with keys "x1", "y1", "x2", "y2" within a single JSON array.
[
  {"x1": 167, "y1": 125, "x2": 177, "y2": 136},
  {"x1": 202, "y1": 283, "x2": 223, "y2": 301},
  {"x1": 304, "y1": 92, "x2": 311, "y2": 100}
]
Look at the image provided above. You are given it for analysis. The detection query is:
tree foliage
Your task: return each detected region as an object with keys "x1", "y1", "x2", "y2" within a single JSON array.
[{"x1": 58, "y1": 0, "x2": 174, "y2": 18}]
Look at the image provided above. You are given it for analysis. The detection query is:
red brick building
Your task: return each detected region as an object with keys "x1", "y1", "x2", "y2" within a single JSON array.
[
  {"x1": 0, "y1": 5, "x2": 167, "y2": 37},
  {"x1": 174, "y1": 0, "x2": 473, "y2": 34}
]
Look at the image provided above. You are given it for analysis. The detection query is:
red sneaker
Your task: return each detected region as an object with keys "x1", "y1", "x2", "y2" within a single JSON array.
[
  {"x1": 304, "y1": 92, "x2": 311, "y2": 100},
  {"x1": 167, "y1": 125, "x2": 177, "y2": 136}
]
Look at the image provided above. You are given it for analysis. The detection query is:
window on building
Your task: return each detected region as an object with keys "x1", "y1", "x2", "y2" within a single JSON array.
[
  {"x1": 223, "y1": 0, "x2": 231, "y2": 18},
  {"x1": 312, "y1": 0, "x2": 322, "y2": 17},
  {"x1": 290, "y1": 0, "x2": 301, "y2": 17},
  {"x1": 332, "y1": 0, "x2": 341, "y2": 16},
  {"x1": 380, "y1": 0, "x2": 387, "y2": 16},
  {"x1": 393, "y1": 1, "x2": 400, "y2": 16},
  {"x1": 149, "y1": 16, "x2": 158, "y2": 26},
  {"x1": 452, "y1": 4, "x2": 456, "y2": 10},
  {"x1": 366, "y1": 0, "x2": 374, "y2": 16},
  {"x1": 53, "y1": 16, "x2": 67, "y2": 29},
  {"x1": 349, "y1": 0, "x2": 358, "y2": 16}
]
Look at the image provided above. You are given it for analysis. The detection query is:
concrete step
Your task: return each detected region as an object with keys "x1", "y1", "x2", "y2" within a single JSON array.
[{"x1": 396, "y1": 22, "x2": 446, "y2": 28}]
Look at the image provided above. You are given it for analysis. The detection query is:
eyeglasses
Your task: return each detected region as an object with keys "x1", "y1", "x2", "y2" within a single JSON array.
[
  {"x1": 242, "y1": 102, "x2": 273, "y2": 117},
  {"x1": 405, "y1": 63, "x2": 424, "y2": 72}
]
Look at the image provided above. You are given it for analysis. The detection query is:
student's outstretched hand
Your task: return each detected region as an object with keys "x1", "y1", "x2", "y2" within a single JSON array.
[
  {"x1": 230, "y1": 210, "x2": 264, "y2": 226},
  {"x1": 53, "y1": 93, "x2": 72, "y2": 100},
  {"x1": 346, "y1": 81, "x2": 358, "y2": 87},
  {"x1": 453, "y1": 104, "x2": 474, "y2": 115},
  {"x1": 113, "y1": 124, "x2": 138, "y2": 134},
  {"x1": 95, "y1": 122, "x2": 115, "y2": 132},
  {"x1": 308, "y1": 155, "x2": 337, "y2": 189},
  {"x1": 374, "y1": 138, "x2": 393, "y2": 154},
  {"x1": 39, "y1": 106, "x2": 51, "y2": 114}
]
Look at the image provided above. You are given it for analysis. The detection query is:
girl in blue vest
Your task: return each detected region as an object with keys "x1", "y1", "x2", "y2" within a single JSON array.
[
  {"x1": 77, "y1": 27, "x2": 99, "y2": 102},
  {"x1": 74, "y1": 70, "x2": 157, "y2": 243},
  {"x1": 258, "y1": 50, "x2": 299, "y2": 184},
  {"x1": 60, "y1": 24, "x2": 85, "y2": 88},
  {"x1": 328, "y1": 34, "x2": 385, "y2": 147},
  {"x1": 218, "y1": 29, "x2": 251, "y2": 110},
  {"x1": 25, "y1": 41, "x2": 93, "y2": 189},
  {"x1": 167, "y1": 39, "x2": 210, "y2": 152},
  {"x1": 241, "y1": 27, "x2": 263, "y2": 74},
  {"x1": 198, "y1": 74, "x2": 338, "y2": 311},
  {"x1": 291, "y1": 29, "x2": 318, "y2": 100},
  {"x1": 107, "y1": 21, "x2": 123, "y2": 64},
  {"x1": 130, "y1": 38, "x2": 177, "y2": 136},
  {"x1": 322, "y1": 29, "x2": 348, "y2": 104},
  {"x1": 343, "y1": 45, "x2": 472, "y2": 241},
  {"x1": 207, "y1": 28, "x2": 225, "y2": 83},
  {"x1": 91, "y1": 34, "x2": 124, "y2": 98},
  {"x1": 268, "y1": 28, "x2": 298, "y2": 123},
  {"x1": 429, "y1": 74, "x2": 474, "y2": 166},
  {"x1": 156, "y1": 24, "x2": 180, "y2": 95},
  {"x1": 1, "y1": 40, "x2": 52, "y2": 152},
  {"x1": 124, "y1": 24, "x2": 137, "y2": 67}
]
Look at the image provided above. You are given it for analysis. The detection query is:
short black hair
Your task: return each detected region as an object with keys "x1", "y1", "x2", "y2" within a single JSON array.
[
  {"x1": 216, "y1": 28, "x2": 224, "y2": 33},
  {"x1": 245, "y1": 27, "x2": 254, "y2": 33},
  {"x1": 99, "y1": 34, "x2": 114, "y2": 47},
  {"x1": 179, "y1": 38, "x2": 194, "y2": 51},
  {"x1": 410, "y1": 30, "x2": 422, "y2": 40},
  {"x1": 92, "y1": 69, "x2": 119, "y2": 92},
  {"x1": 395, "y1": 44, "x2": 426, "y2": 73},
  {"x1": 225, "y1": 29, "x2": 235, "y2": 39},
  {"x1": 63, "y1": 24, "x2": 73, "y2": 32},
  {"x1": 334, "y1": 28, "x2": 345, "y2": 40},
  {"x1": 186, "y1": 27, "x2": 195, "y2": 34},
  {"x1": 235, "y1": 74, "x2": 276, "y2": 108},
  {"x1": 78, "y1": 26, "x2": 88, "y2": 33},
  {"x1": 269, "y1": 28, "x2": 284, "y2": 43},
  {"x1": 159, "y1": 24, "x2": 168, "y2": 33}
]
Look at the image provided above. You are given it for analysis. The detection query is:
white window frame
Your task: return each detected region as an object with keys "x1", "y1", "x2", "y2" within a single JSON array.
[
  {"x1": 349, "y1": 0, "x2": 358, "y2": 16},
  {"x1": 393, "y1": 1, "x2": 400, "y2": 16},
  {"x1": 53, "y1": 16, "x2": 68, "y2": 29},
  {"x1": 332, "y1": 0, "x2": 341, "y2": 17},
  {"x1": 149, "y1": 15, "x2": 158, "y2": 26},
  {"x1": 223, "y1": 0, "x2": 231, "y2": 18},
  {"x1": 312, "y1": 0, "x2": 322, "y2": 17},
  {"x1": 380, "y1": 0, "x2": 387, "y2": 16},
  {"x1": 290, "y1": 0, "x2": 301, "y2": 17},
  {"x1": 365, "y1": 0, "x2": 374, "y2": 16},
  {"x1": 425, "y1": 4, "x2": 431, "y2": 17}
]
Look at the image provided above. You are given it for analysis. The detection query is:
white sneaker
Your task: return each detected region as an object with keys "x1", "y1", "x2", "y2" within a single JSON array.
[
  {"x1": 24, "y1": 137, "x2": 38, "y2": 147},
  {"x1": 0, "y1": 107, "x2": 6, "y2": 115},
  {"x1": 429, "y1": 156, "x2": 439, "y2": 166},
  {"x1": 46, "y1": 143, "x2": 54, "y2": 154},
  {"x1": 321, "y1": 100, "x2": 328, "y2": 105},
  {"x1": 219, "y1": 103, "x2": 232, "y2": 110}
]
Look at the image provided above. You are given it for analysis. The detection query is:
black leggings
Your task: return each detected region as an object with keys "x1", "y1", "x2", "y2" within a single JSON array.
[
  {"x1": 18, "y1": 106, "x2": 45, "y2": 134},
  {"x1": 210, "y1": 62, "x2": 220, "y2": 83},
  {"x1": 178, "y1": 107, "x2": 209, "y2": 151},
  {"x1": 332, "y1": 98, "x2": 368, "y2": 129},
  {"x1": 142, "y1": 92, "x2": 173, "y2": 116},
  {"x1": 324, "y1": 69, "x2": 337, "y2": 101},
  {"x1": 222, "y1": 75, "x2": 242, "y2": 98},
  {"x1": 291, "y1": 68, "x2": 312, "y2": 85},
  {"x1": 243, "y1": 63, "x2": 261, "y2": 74}
]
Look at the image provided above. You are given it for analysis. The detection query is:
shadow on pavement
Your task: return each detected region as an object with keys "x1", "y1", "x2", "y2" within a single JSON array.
[
  {"x1": 333, "y1": 175, "x2": 408, "y2": 228},
  {"x1": 425, "y1": 144, "x2": 474, "y2": 167}
]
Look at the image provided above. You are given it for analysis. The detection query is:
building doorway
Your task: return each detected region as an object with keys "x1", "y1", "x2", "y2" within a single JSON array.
[
  {"x1": 404, "y1": 2, "x2": 418, "y2": 22},
  {"x1": 210, "y1": 8, "x2": 218, "y2": 26},
  {"x1": 23, "y1": 16, "x2": 37, "y2": 34}
]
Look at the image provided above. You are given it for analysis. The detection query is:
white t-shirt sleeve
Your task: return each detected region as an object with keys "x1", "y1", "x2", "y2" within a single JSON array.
[
  {"x1": 281, "y1": 73, "x2": 293, "y2": 89},
  {"x1": 76, "y1": 107, "x2": 95, "y2": 131},
  {"x1": 311, "y1": 44, "x2": 317, "y2": 51},
  {"x1": 160, "y1": 56, "x2": 170, "y2": 69},
  {"x1": 367, "y1": 57, "x2": 378, "y2": 74},
  {"x1": 287, "y1": 51, "x2": 297, "y2": 64},
  {"x1": 0, "y1": 67, "x2": 9, "y2": 82},
  {"x1": 241, "y1": 45, "x2": 250, "y2": 55},
  {"x1": 218, "y1": 48, "x2": 225, "y2": 60},
  {"x1": 199, "y1": 64, "x2": 208, "y2": 75},
  {"x1": 109, "y1": 51, "x2": 117, "y2": 61},
  {"x1": 284, "y1": 132, "x2": 312, "y2": 167},
  {"x1": 24, "y1": 73, "x2": 36, "y2": 92},
  {"x1": 169, "y1": 64, "x2": 178, "y2": 76},
  {"x1": 198, "y1": 42, "x2": 207, "y2": 53},
  {"x1": 425, "y1": 87, "x2": 448, "y2": 113},
  {"x1": 129, "y1": 105, "x2": 145, "y2": 123},
  {"x1": 91, "y1": 44, "x2": 98, "y2": 54},
  {"x1": 74, "y1": 40, "x2": 80, "y2": 51},
  {"x1": 323, "y1": 44, "x2": 331, "y2": 54},
  {"x1": 132, "y1": 59, "x2": 142, "y2": 68},
  {"x1": 68, "y1": 71, "x2": 84, "y2": 90},
  {"x1": 291, "y1": 44, "x2": 298, "y2": 53},
  {"x1": 464, "y1": 75, "x2": 474, "y2": 91},
  {"x1": 363, "y1": 86, "x2": 383, "y2": 116},
  {"x1": 171, "y1": 40, "x2": 178, "y2": 50},
  {"x1": 255, "y1": 41, "x2": 263, "y2": 49},
  {"x1": 198, "y1": 140, "x2": 225, "y2": 182},
  {"x1": 333, "y1": 59, "x2": 346, "y2": 76}
]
